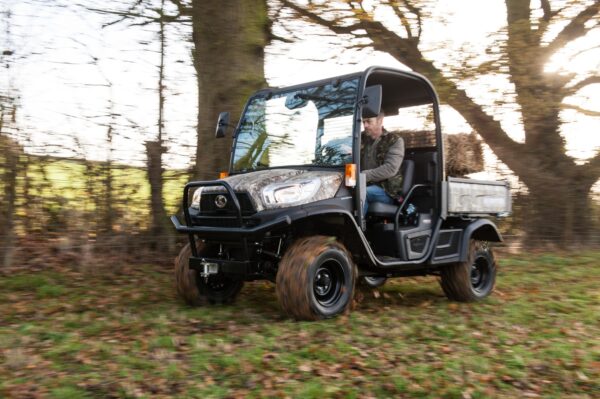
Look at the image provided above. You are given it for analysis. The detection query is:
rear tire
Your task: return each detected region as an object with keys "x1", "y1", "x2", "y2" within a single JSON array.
[
  {"x1": 276, "y1": 236, "x2": 356, "y2": 320},
  {"x1": 175, "y1": 241, "x2": 243, "y2": 306},
  {"x1": 439, "y1": 240, "x2": 497, "y2": 302}
]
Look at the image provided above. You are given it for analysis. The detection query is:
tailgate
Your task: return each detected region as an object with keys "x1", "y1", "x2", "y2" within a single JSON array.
[{"x1": 446, "y1": 177, "x2": 511, "y2": 216}]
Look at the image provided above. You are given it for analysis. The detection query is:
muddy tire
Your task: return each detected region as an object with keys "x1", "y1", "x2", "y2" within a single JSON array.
[
  {"x1": 175, "y1": 241, "x2": 243, "y2": 306},
  {"x1": 276, "y1": 236, "x2": 357, "y2": 320},
  {"x1": 361, "y1": 276, "x2": 388, "y2": 288},
  {"x1": 439, "y1": 240, "x2": 497, "y2": 302}
]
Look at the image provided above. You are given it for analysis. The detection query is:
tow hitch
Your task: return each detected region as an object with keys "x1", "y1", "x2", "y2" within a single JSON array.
[{"x1": 197, "y1": 259, "x2": 219, "y2": 278}]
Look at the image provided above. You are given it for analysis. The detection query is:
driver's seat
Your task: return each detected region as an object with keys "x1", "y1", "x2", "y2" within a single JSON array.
[{"x1": 368, "y1": 159, "x2": 415, "y2": 218}]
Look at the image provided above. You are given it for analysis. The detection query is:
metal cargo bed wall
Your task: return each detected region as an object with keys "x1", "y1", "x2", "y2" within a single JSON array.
[{"x1": 446, "y1": 177, "x2": 511, "y2": 217}]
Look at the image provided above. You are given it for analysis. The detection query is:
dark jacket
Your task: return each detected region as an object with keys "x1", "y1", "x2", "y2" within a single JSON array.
[{"x1": 361, "y1": 130, "x2": 405, "y2": 197}]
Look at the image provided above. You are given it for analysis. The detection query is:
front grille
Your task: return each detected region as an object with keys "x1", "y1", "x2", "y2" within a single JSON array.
[{"x1": 199, "y1": 192, "x2": 256, "y2": 216}]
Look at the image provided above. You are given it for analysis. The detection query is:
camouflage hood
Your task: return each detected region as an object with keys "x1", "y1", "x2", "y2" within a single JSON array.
[{"x1": 205, "y1": 169, "x2": 343, "y2": 212}]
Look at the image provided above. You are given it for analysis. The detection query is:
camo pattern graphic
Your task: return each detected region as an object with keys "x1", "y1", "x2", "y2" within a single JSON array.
[{"x1": 202, "y1": 169, "x2": 343, "y2": 212}]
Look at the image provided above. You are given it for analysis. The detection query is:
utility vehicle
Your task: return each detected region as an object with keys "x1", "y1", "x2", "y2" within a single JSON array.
[{"x1": 171, "y1": 66, "x2": 511, "y2": 320}]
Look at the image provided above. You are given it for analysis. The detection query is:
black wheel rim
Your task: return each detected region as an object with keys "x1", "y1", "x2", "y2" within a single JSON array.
[
  {"x1": 471, "y1": 255, "x2": 491, "y2": 294},
  {"x1": 313, "y1": 259, "x2": 344, "y2": 307}
]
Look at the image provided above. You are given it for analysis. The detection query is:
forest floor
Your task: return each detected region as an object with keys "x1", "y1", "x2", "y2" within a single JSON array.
[{"x1": 1, "y1": 250, "x2": 599, "y2": 398}]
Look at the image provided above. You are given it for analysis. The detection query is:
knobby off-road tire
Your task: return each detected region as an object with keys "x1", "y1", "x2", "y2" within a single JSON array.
[
  {"x1": 276, "y1": 236, "x2": 357, "y2": 320},
  {"x1": 175, "y1": 241, "x2": 243, "y2": 306},
  {"x1": 439, "y1": 240, "x2": 497, "y2": 302}
]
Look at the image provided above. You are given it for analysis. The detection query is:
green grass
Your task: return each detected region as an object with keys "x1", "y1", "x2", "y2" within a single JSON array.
[{"x1": 1, "y1": 251, "x2": 599, "y2": 398}]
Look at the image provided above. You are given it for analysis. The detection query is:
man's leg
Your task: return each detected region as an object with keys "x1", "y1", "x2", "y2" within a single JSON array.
[{"x1": 364, "y1": 185, "x2": 395, "y2": 214}]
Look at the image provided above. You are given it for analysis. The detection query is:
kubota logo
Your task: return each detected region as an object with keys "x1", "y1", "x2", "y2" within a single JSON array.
[{"x1": 215, "y1": 195, "x2": 228, "y2": 208}]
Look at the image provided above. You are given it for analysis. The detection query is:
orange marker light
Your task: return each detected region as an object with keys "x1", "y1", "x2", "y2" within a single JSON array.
[
  {"x1": 345, "y1": 164, "x2": 356, "y2": 187},
  {"x1": 219, "y1": 171, "x2": 229, "y2": 179}
]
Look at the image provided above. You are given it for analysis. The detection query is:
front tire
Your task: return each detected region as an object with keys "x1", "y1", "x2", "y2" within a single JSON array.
[
  {"x1": 276, "y1": 236, "x2": 357, "y2": 320},
  {"x1": 439, "y1": 240, "x2": 497, "y2": 302},
  {"x1": 175, "y1": 241, "x2": 243, "y2": 306}
]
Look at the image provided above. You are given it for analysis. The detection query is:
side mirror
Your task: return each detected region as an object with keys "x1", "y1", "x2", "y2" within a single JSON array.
[
  {"x1": 361, "y1": 85, "x2": 382, "y2": 118},
  {"x1": 215, "y1": 112, "x2": 230, "y2": 138}
]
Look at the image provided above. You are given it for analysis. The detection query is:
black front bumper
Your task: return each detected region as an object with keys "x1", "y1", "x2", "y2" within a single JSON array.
[
  {"x1": 170, "y1": 214, "x2": 291, "y2": 239},
  {"x1": 172, "y1": 179, "x2": 296, "y2": 259},
  {"x1": 172, "y1": 179, "x2": 291, "y2": 237}
]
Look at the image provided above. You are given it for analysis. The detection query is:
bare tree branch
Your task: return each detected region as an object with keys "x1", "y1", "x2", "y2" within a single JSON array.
[
  {"x1": 568, "y1": 76, "x2": 600, "y2": 94},
  {"x1": 388, "y1": 0, "x2": 414, "y2": 39},
  {"x1": 540, "y1": 0, "x2": 552, "y2": 21},
  {"x1": 280, "y1": 0, "x2": 360, "y2": 35},
  {"x1": 568, "y1": 44, "x2": 600, "y2": 60},
  {"x1": 346, "y1": 42, "x2": 371, "y2": 50},
  {"x1": 92, "y1": 0, "x2": 145, "y2": 27},
  {"x1": 400, "y1": 0, "x2": 422, "y2": 39},
  {"x1": 580, "y1": 149, "x2": 600, "y2": 179},
  {"x1": 86, "y1": 4, "x2": 184, "y2": 28},
  {"x1": 561, "y1": 103, "x2": 600, "y2": 117},
  {"x1": 537, "y1": 1, "x2": 567, "y2": 37},
  {"x1": 544, "y1": 1, "x2": 600, "y2": 57},
  {"x1": 167, "y1": 0, "x2": 192, "y2": 16},
  {"x1": 270, "y1": 32, "x2": 295, "y2": 43}
]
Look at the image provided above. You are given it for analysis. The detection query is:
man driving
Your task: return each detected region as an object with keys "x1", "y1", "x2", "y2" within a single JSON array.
[{"x1": 361, "y1": 111, "x2": 405, "y2": 214}]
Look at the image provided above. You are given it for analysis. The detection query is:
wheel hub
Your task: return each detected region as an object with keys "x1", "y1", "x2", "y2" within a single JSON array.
[
  {"x1": 471, "y1": 265, "x2": 482, "y2": 286},
  {"x1": 314, "y1": 268, "x2": 333, "y2": 296},
  {"x1": 312, "y1": 259, "x2": 345, "y2": 307},
  {"x1": 470, "y1": 255, "x2": 490, "y2": 293}
]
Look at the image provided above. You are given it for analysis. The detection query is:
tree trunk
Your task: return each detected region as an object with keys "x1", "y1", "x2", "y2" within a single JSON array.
[
  {"x1": 0, "y1": 135, "x2": 19, "y2": 267},
  {"x1": 522, "y1": 182, "x2": 593, "y2": 248},
  {"x1": 146, "y1": 141, "x2": 172, "y2": 250},
  {"x1": 191, "y1": 0, "x2": 268, "y2": 180},
  {"x1": 101, "y1": 125, "x2": 114, "y2": 235},
  {"x1": 21, "y1": 154, "x2": 32, "y2": 234},
  {"x1": 145, "y1": 0, "x2": 174, "y2": 251}
]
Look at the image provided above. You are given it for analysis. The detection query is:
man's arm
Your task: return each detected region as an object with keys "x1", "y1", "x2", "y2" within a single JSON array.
[{"x1": 365, "y1": 138, "x2": 404, "y2": 183}]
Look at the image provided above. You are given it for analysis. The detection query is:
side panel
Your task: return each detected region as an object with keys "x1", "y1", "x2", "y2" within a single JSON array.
[
  {"x1": 430, "y1": 228, "x2": 462, "y2": 264},
  {"x1": 447, "y1": 177, "x2": 511, "y2": 216}
]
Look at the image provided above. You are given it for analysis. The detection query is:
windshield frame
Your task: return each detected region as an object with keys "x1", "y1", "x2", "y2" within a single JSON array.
[{"x1": 229, "y1": 72, "x2": 363, "y2": 174}]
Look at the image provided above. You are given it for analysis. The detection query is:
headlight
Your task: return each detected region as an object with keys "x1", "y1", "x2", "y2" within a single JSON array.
[
  {"x1": 190, "y1": 187, "x2": 203, "y2": 210},
  {"x1": 262, "y1": 179, "x2": 321, "y2": 207}
]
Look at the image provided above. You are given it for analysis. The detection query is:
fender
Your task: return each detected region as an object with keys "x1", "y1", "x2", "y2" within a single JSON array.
[{"x1": 459, "y1": 219, "x2": 503, "y2": 262}]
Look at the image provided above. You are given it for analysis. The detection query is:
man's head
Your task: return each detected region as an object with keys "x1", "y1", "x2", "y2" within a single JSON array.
[{"x1": 363, "y1": 112, "x2": 385, "y2": 139}]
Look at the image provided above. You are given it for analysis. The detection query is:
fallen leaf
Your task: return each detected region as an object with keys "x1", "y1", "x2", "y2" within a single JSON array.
[
  {"x1": 298, "y1": 363, "x2": 312, "y2": 372},
  {"x1": 575, "y1": 371, "x2": 589, "y2": 381}
]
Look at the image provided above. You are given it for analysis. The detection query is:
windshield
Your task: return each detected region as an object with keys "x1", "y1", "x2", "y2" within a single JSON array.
[{"x1": 232, "y1": 78, "x2": 359, "y2": 172}]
